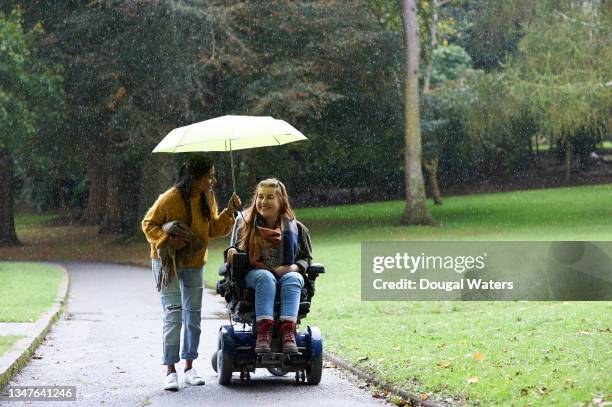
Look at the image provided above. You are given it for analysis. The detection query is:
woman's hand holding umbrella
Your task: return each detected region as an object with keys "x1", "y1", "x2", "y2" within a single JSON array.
[{"x1": 227, "y1": 192, "x2": 242, "y2": 214}]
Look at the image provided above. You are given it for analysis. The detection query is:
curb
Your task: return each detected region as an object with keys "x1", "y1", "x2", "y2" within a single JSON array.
[
  {"x1": 324, "y1": 352, "x2": 446, "y2": 407},
  {"x1": 0, "y1": 263, "x2": 70, "y2": 390}
]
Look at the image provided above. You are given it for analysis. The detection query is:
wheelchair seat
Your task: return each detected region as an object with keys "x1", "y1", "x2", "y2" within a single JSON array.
[{"x1": 216, "y1": 252, "x2": 325, "y2": 324}]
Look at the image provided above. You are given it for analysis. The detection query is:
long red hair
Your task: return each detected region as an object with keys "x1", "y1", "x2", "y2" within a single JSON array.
[{"x1": 238, "y1": 178, "x2": 295, "y2": 252}]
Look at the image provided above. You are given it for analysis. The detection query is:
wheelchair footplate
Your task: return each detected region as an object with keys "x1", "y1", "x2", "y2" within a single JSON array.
[{"x1": 257, "y1": 351, "x2": 305, "y2": 367}]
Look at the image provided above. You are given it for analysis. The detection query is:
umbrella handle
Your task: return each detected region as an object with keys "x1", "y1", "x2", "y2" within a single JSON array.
[{"x1": 230, "y1": 141, "x2": 236, "y2": 193}]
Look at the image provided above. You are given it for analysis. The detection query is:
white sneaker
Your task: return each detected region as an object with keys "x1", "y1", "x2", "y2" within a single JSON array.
[
  {"x1": 164, "y1": 372, "x2": 179, "y2": 391},
  {"x1": 184, "y1": 368, "x2": 205, "y2": 386}
]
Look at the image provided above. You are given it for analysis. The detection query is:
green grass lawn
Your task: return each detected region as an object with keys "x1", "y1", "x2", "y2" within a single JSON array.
[
  {"x1": 0, "y1": 263, "x2": 63, "y2": 322},
  {"x1": 14, "y1": 213, "x2": 62, "y2": 231},
  {"x1": 206, "y1": 184, "x2": 612, "y2": 406},
  {"x1": 0, "y1": 335, "x2": 23, "y2": 358}
]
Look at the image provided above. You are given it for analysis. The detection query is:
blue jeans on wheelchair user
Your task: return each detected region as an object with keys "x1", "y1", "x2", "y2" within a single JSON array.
[
  {"x1": 152, "y1": 259, "x2": 203, "y2": 365},
  {"x1": 244, "y1": 269, "x2": 304, "y2": 322}
]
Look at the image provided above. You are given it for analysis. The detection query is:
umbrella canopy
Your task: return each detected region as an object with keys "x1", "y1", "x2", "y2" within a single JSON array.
[
  {"x1": 152, "y1": 115, "x2": 307, "y2": 192},
  {"x1": 152, "y1": 115, "x2": 307, "y2": 153}
]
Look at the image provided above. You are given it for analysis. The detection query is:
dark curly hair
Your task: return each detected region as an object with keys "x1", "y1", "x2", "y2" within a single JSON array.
[{"x1": 173, "y1": 154, "x2": 215, "y2": 225}]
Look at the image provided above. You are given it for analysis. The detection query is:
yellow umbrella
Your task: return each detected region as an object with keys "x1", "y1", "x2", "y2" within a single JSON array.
[{"x1": 153, "y1": 115, "x2": 307, "y2": 192}]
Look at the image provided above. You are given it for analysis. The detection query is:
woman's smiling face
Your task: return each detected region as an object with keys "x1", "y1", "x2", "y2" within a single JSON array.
[
  {"x1": 256, "y1": 185, "x2": 280, "y2": 222},
  {"x1": 191, "y1": 166, "x2": 216, "y2": 194}
]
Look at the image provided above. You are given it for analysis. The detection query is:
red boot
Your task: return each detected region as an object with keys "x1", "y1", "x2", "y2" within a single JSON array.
[
  {"x1": 279, "y1": 321, "x2": 298, "y2": 353},
  {"x1": 255, "y1": 319, "x2": 274, "y2": 353}
]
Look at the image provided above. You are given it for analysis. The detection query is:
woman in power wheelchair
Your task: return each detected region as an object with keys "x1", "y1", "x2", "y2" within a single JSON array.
[{"x1": 214, "y1": 178, "x2": 325, "y2": 385}]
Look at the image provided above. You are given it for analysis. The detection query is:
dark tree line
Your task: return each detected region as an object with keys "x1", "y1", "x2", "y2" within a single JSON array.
[{"x1": 1, "y1": 0, "x2": 609, "y2": 245}]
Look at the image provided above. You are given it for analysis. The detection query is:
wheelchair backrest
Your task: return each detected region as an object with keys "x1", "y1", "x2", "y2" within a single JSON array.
[{"x1": 229, "y1": 213, "x2": 244, "y2": 247}]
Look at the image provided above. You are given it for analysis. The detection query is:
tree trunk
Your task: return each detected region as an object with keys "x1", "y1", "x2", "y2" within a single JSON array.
[
  {"x1": 564, "y1": 138, "x2": 572, "y2": 180},
  {"x1": 423, "y1": 1, "x2": 439, "y2": 95},
  {"x1": 423, "y1": 157, "x2": 442, "y2": 205},
  {"x1": 100, "y1": 160, "x2": 143, "y2": 236},
  {"x1": 0, "y1": 148, "x2": 21, "y2": 246},
  {"x1": 401, "y1": 0, "x2": 435, "y2": 226},
  {"x1": 81, "y1": 147, "x2": 108, "y2": 225}
]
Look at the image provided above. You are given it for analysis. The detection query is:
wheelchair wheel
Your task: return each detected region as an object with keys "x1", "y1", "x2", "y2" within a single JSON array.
[
  {"x1": 211, "y1": 350, "x2": 218, "y2": 373},
  {"x1": 306, "y1": 353, "x2": 322, "y2": 385},
  {"x1": 306, "y1": 326, "x2": 323, "y2": 385},
  {"x1": 267, "y1": 367, "x2": 289, "y2": 377},
  {"x1": 217, "y1": 350, "x2": 233, "y2": 385},
  {"x1": 217, "y1": 330, "x2": 233, "y2": 385}
]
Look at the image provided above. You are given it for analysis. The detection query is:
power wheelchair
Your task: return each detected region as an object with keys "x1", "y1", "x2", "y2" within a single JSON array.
[{"x1": 213, "y1": 223, "x2": 325, "y2": 385}]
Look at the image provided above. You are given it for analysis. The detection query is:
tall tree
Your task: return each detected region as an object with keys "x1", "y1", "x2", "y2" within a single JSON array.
[
  {"x1": 506, "y1": 1, "x2": 610, "y2": 179},
  {"x1": 401, "y1": 0, "x2": 434, "y2": 225},
  {"x1": 466, "y1": 1, "x2": 611, "y2": 180},
  {"x1": 0, "y1": 8, "x2": 62, "y2": 245},
  {"x1": 46, "y1": 1, "x2": 233, "y2": 234},
  {"x1": 217, "y1": 1, "x2": 403, "y2": 200}
]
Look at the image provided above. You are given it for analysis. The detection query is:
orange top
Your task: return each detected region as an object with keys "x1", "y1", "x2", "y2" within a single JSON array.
[{"x1": 141, "y1": 187, "x2": 234, "y2": 267}]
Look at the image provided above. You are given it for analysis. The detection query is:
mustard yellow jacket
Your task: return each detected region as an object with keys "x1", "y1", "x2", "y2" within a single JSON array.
[{"x1": 141, "y1": 187, "x2": 234, "y2": 268}]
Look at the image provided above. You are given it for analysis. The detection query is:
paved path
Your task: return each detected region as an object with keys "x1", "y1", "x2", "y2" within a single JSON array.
[{"x1": 1, "y1": 263, "x2": 385, "y2": 406}]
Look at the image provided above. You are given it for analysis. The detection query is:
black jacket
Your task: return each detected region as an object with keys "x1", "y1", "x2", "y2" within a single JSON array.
[{"x1": 225, "y1": 217, "x2": 313, "y2": 274}]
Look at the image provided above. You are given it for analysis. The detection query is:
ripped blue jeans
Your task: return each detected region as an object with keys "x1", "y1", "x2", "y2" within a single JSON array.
[{"x1": 152, "y1": 259, "x2": 203, "y2": 365}]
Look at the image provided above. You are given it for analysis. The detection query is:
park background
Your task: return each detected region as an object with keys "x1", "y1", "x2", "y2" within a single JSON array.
[{"x1": 0, "y1": 1, "x2": 610, "y2": 406}]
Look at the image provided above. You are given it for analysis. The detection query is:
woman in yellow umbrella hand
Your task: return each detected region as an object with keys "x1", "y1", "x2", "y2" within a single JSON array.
[{"x1": 142, "y1": 153, "x2": 241, "y2": 391}]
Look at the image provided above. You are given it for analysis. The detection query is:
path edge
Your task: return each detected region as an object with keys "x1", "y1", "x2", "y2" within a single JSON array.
[
  {"x1": 0, "y1": 263, "x2": 70, "y2": 390},
  {"x1": 324, "y1": 352, "x2": 446, "y2": 407}
]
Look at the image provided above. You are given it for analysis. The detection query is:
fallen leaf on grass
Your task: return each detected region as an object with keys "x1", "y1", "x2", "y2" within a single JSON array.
[
  {"x1": 419, "y1": 393, "x2": 429, "y2": 400},
  {"x1": 391, "y1": 396, "x2": 408, "y2": 406},
  {"x1": 596, "y1": 327, "x2": 611, "y2": 333},
  {"x1": 357, "y1": 356, "x2": 369, "y2": 362},
  {"x1": 588, "y1": 395, "x2": 610, "y2": 407},
  {"x1": 371, "y1": 391, "x2": 386, "y2": 399},
  {"x1": 467, "y1": 376, "x2": 479, "y2": 384},
  {"x1": 578, "y1": 330, "x2": 593, "y2": 336},
  {"x1": 472, "y1": 351, "x2": 485, "y2": 361},
  {"x1": 437, "y1": 361, "x2": 452, "y2": 368},
  {"x1": 537, "y1": 387, "x2": 548, "y2": 395}
]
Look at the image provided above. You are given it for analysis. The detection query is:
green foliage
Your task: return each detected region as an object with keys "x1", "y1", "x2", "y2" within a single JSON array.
[
  {"x1": 0, "y1": 7, "x2": 64, "y2": 220},
  {"x1": 54, "y1": 1, "x2": 225, "y2": 162},
  {"x1": 422, "y1": 82, "x2": 486, "y2": 180},
  {"x1": 5, "y1": 0, "x2": 611, "y2": 216},
  {"x1": 220, "y1": 1, "x2": 404, "y2": 200},
  {"x1": 505, "y1": 2, "x2": 611, "y2": 141},
  {"x1": 457, "y1": 0, "x2": 537, "y2": 70},
  {"x1": 460, "y1": 1, "x2": 611, "y2": 178},
  {"x1": 0, "y1": 8, "x2": 62, "y2": 151},
  {"x1": 430, "y1": 44, "x2": 472, "y2": 85}
]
